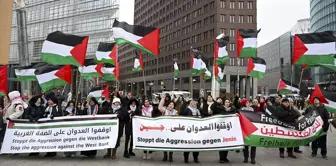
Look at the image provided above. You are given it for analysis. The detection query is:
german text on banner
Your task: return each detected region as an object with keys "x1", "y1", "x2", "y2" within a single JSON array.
[
  {"x1": 1, "y1": 115, "x2": 118, "y2": 154},
  {"x1": 133, "y1": 115, "x2": 244, "y2": 151},
  {"x1": 240, "y1": 110, "x2": 324, "y2": 148}
]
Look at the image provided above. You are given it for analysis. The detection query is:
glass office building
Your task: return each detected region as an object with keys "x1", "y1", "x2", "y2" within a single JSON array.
[
  {"x1": 9, "y1": 0, "x2": 119, "y2": 93},
  {"x1": 310, "y1": 0, "x2": 336, "y2": 86}
]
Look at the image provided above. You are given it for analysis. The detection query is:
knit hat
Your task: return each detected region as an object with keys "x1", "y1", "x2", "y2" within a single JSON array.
[
  {"x1": 240, "y1": 99, "x2": 249, "y2": 107},
  {"x1": 8, "y1": 91, "x2": 20, "y2": 101},
  {"x1": 282, "y1": 98, "x2": 289, "y2": 103},
  {"x1": 112, "y1": 97, "x2": 121, "y2": 104},
  {"x1": 48, "y1": 96, "x2": 58, "y2": 104}
]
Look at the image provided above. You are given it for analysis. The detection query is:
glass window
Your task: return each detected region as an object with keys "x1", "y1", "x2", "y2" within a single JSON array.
[
  {"x1": 230, "y1": 15, "x2": 235, "y2": 23},
  {"x1": 247, "y1": 1, "x2": 253, "y2": 9},
  {"x1": 230, "y1": 1, "x2": 235, "y2": 9},
  {"x1": 238, "y1": 1, "x2": 244, "y2": 9},
  {"x1": 220, "y1": 0, "x2": 225, "y2": 8},
  {"x1": 247, "y1": 15, "x2": 253, "y2": 23},
  {"x1": 220, "y1": 14, "x2": 225, "y2": 22}
]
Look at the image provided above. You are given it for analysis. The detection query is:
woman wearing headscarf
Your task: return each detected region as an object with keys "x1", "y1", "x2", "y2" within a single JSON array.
[
  {"x1": 182, "y1": 100, "x2": 201, "y2": 163},
  {"x1": 240, "y1": 99, "x2": 257, "y2": 164},
  {"x1": 64, "y1": 101, "x2": 76, "y2": 157},
  {"x1": 211, "y1": 99, "x2": 237, "y2": 163},
  {"x1": 27, "y1": 95, "x2": 45, "y2": 156},
  {"x1": 159, "y1": 96, "x2": 178, "y2": 162},
  {"x1": 80, "y1": 97, "x2": 99, "y2": 158}
]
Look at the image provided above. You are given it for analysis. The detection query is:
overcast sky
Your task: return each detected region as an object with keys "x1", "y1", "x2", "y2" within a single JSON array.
[{"x1": 119, "y1": 0, "x2": 310, "y2": 46}]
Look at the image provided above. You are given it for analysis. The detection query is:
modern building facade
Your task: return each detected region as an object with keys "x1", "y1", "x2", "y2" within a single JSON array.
[
  {"x1": 258, "y1": 19, "x2": 310, "y2": 95},
  {"x1": 8, "y1": 0, "x2": 119, "y2": 95},
  {"x1": 118, "y1": 0, "x2": 257, "y2": 98},
  {"x1": 310, "y1": 0, "x2": 336, "y2": 86}
]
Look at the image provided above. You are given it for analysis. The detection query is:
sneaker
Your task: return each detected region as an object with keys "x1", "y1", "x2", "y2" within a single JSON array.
[
  {"x1": 243, "y1": 158, "x2": 248, "y2": 163},
  {"x1": 123, "y1": 151, "x2": 130, "y2": 158},
  {"x1": 142, "y1": 154, "x2": 147, "y2": 160},
  {"x1": 146, "y1": 154, "x2": 152, "y2": 160},
  {"x1": 310, "y1": 154, "x2": 317, "y2": 158},
  {"x1": 294, "y1": 149, "x2": 302, "y2": 153},
  {"x1": 129, "y1": 151, "x2": 136, "y2": 157},
  {"x1": 223, "y1": 158, "x2": 230, "y2": 163},
  {"x1": 322, "y1": 155, "x2": 328, "y2": 160},
  {"x1": 251, "y1": 159, "x2": 256, "y2": 164}
]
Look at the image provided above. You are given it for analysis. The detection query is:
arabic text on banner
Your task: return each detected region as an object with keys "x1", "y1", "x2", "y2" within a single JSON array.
[
  {"x1": 241, "y1": 110, "x2": 324, "y2": 148},
  {"x1": 1, "y1": 115, "x2": 119, "y2": 154},
  {"x1": 133, "y1": 115, "x2": 244, "y2": 152}
]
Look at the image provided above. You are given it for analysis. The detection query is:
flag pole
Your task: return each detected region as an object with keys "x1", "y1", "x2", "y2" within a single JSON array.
[
  {"x1": 298, "y1": 68, "x2": 304, "y2": 91},
  {"x1": 173, "y1": 75, "x2": 175, "y2": 91},
  {"x1": 75, "y1": 67, "x2": 84, "y2": 111},
  {"x1": 142, "y1": 69, "x2": 146, "y2": 97}
]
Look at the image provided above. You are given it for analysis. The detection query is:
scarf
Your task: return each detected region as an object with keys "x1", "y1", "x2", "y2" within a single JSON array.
[
  {"x1": 87, "y1": 104, "x2": 98, "y2": 115},
  {"x1": 142, "y1": 105, "x2": 153, "y2": 117},
  {"x1": 112, "y1": 105, "x2": 121, "y2": 112},
  {"x1": 188, "y1": 106, "x2": 200, "y2": 116},
  {"x1": 130, "y1": 105, "x2": 137, "y2": 111}
]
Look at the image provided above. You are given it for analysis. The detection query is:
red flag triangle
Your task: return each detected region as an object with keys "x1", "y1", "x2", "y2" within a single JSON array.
[
  {"x1": 102, "y1": 85, "x2": 110, "y2": 101},
  {"x1": 114, "y1": 61, "x2": 120, "y2": 81},
  {"x1": 95, "y1": 63, "x2": 104, "y2": 77},
  {"x1": 137, "y1": 29, "x2": 160, "y2": 56},
  {"x1": 110, "y1": 44, "x2": 117, "y2": 65},
  {"x1": 308, "y1": 84, "x2": 328, "y2": 105},
  {"x1": 55, "y1": 65, "x2": 72, "y2": 84},
  {"x1": 70, "y1": 36, "x2": 89, "y2": 66},
  {"x1": 7, "y1": 120, "x2": 15, "y2": 128},
  {"x1": 0, "y1": 65, "x2": 8, "y2": 95},
  {"x1": 236, "y1": 31, "x2": 244, "y2": 57},
  {"x1": 139, "y1": 51, "x2": 144, "y2": 70},
  {"x1": 292, "y1": 35, "x2": 308, "y2": 64},
  {"x1": 246, "y1": 58, "x2": 255, "y2": 75},
  {"x1": 238, "y1": 113, "x2": 258, "y2": 138},
  {"x1": 277, "y1": 79, "x2": 287, "y2": 91}
]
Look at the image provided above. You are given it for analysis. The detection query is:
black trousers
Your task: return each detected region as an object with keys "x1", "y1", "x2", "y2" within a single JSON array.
[
  {"x1": 219, "y1": 151, "x2": 228, "y2": 160},
  {"x1": 183, "y1": 152, "x2": 199, "y2": 160},
  {"x1": 243, "y1": 146, "x2": 256, "y2": 159},
  {"x1": 279, "y1": 147, "x2": 293, "y2": 153},
  {"x1": 312, "y1": 134, "x2": 327, "y2": 155},
  {"x1": 116, "y1": 122, "x2": 133, "y2": 149}
]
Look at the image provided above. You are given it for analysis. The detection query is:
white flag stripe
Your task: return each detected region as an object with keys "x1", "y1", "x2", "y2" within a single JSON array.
[
  {"x1": 88, "y1": 90, "x2": 103, "y2": 98},
  {"x1": 15, "y1": 69, "x2": 35, "y2": 76},
  {"x1": 36, "y1": 70, "x2": 59, "y2": 84},
  {"x1": 243, "y1": 38, "x2": 257, "y2": 48},
  {"x1": 174, "y1": 62, "x2": 179, "y2": 70},
  {"x1": 78, "y1": 65, "x2": 97, "y2": 74},
  {"x1": 253, "y1": 64, "x2": 266, "y2": 73},
  {"x1": 112, "y1": 27, "x2": 141, "y2": 45},
  {"x1": 41, "y1": 40, "x2": 72, "y2": 57},
  {"x1": 304, "y1": 42, "x2": 336, "y2": 55},
  {"x1": 193, "y1": 58, "x2": 202, "y2": 70},
  {"x1": 102, "y1": 67, "x2": 115, "y2": 74},
  {"x1": 218, "y1": 46, "x2": 228, "y2": 58},
  {"x1": 285, "y1": 85, "x2": 300, "y2": 92},
  {"x1": 96, "y1": 51, "x2": 113, "y2": 60},
  {"x1": 133, "y1": 59, "x2": 141, "y2": 68}
]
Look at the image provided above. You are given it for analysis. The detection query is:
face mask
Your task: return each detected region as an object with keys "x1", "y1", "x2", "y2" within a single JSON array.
[
  {"x1": 130, "y1": 105, "x2": 136, "y2": 111},
  {"x1": 35, "y1": 102, "x2": 41, "y2": 106},
  {"x1": 112, "y1": 105, "x2": 121, "y2": 111}
]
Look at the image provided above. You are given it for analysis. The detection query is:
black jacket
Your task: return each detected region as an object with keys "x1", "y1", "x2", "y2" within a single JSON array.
[
  {"x1": 99, "y1": 101, "x2": 113, "y2": 114},
  {"x1": 306, "y1": 105, "x2": 330, "y2": 132},
  {"x1": 26, "y1": 105, "x2": 45, "y2": 121},
  {"x1": 44, "y1": 105, "x2": 62, "y2": 118},
  {"x1": 275, "y1": 104, "x2": 301, "y2": 123},
  {"x1": 211, "y1": 102, "x2": 237, "y2": 115},
  {"x1": 117, "y1": 99, "x2": 139, "y2": 122}
]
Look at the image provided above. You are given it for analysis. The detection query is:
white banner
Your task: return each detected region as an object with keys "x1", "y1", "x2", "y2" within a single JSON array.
[
  {"x1": 1, "y1": 115, "x2": 118, "y2": 154},
  {"x1": 133, "y1": 115, "x2": 244, "y2": 151}
]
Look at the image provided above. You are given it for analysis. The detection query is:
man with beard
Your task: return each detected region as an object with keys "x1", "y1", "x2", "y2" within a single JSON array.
[
  {"x1": 307, "y1": 97, "x2": 332, "y2": 159},
  {"x1": 275, "y1": 98, "x2": 301, "y2": 159},
  {"x1": 274, "y1": 94, "x2": 282, "y2": 107},
  {"x1": 120, "y1": 92, "x2": 133, "y2": 108}
]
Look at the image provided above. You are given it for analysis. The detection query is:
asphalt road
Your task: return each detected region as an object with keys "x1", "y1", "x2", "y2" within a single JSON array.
[{"x1": 1, "y1": 131, "x2": 336, "y2": 166}]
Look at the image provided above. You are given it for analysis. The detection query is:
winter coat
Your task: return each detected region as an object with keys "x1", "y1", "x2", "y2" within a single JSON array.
[
  {"x1": 117, "y1": 99, "x2": 139, "y2": 123},
  {"x1": 212, "y1": 102, "x2": 237, "y2": 115},
  {"x1": 275, "y1": 104, "x2": 301, "y2": 123},
  {"x1": 306, "y1": 104, "x2": 330, "y2": 132},
  {"x1": 26, "y1": 105, "x2": 45, "y2": 122}
]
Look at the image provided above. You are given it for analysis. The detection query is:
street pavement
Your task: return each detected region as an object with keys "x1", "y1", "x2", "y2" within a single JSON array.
[{"x1": 2, "y1": 131, "x2": 336, "y2": 166}]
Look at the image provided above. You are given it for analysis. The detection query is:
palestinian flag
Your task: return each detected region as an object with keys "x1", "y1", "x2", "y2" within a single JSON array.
[
  {"x1": 214, "y1": 65, "x2": 225, "y2": 83},
  {"x1": 277, "y1": 79, "x2": 299, "y2": 94},
  {"x1": 95, "y1": 42, "x2": 118, "y2": 65},
  {"x1": 215, "y1": 34, "x2": 230, "y2": 65},
  {"x1": 292, "y1": 31, "x2": 336, "y2": 65},
  {"x1": 0, "y1": 65, "x2": 8, "y2": 96},
  {"x1": 34, "y1": 64, "x2": 72, "y2": 92},
  {"x1": 88, "y1": 87, "x2": 104, "y2": 100},
  {"x1": 102, "y1": 64, "x2": 117, "y2": 81},
  {"x1": 237, "y1": 29, "x2": 260, "y2": 58},
  {"x1": 308, "y1": 85, "x2": 336, "y2": 113},
  {"x1": 40, "y1": 31, "x2": 88, "y2": 66},
  {"x1": 132, "y1": 51, "x2": 144, "y2": 72},
  {"x1": 174, "y1": 62, "x2": 179, "y2": 77},
  {"x1": 112, "y1": 20, "x2": 160, "y2": 56},
  {"x1": 78, "y1": 59, "x2": 101, "y2": 80},
  {"x1": 191, "y1": 48, "x2": 207, "y2": 76},
  {"x1": 15, "y1": 63, "x2": 47, "y2": 81},
  {"x1": 246, "y1": 57, "x2": 266, "y2": 79},
  {"x1": 202, "y1": 69, "x2": 212, "y2": 81}
]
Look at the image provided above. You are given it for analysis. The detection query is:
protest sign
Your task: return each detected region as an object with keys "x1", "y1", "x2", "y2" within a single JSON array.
[
  {"x1": 133, "y1": 115, "x2": 244, "y2": 151},
  {"x1": 1, "y1": 115, "x2": 118, "y2": 154},
  {"x1": 240, "y1": 110, "x2": 324, "y2": 148}
]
